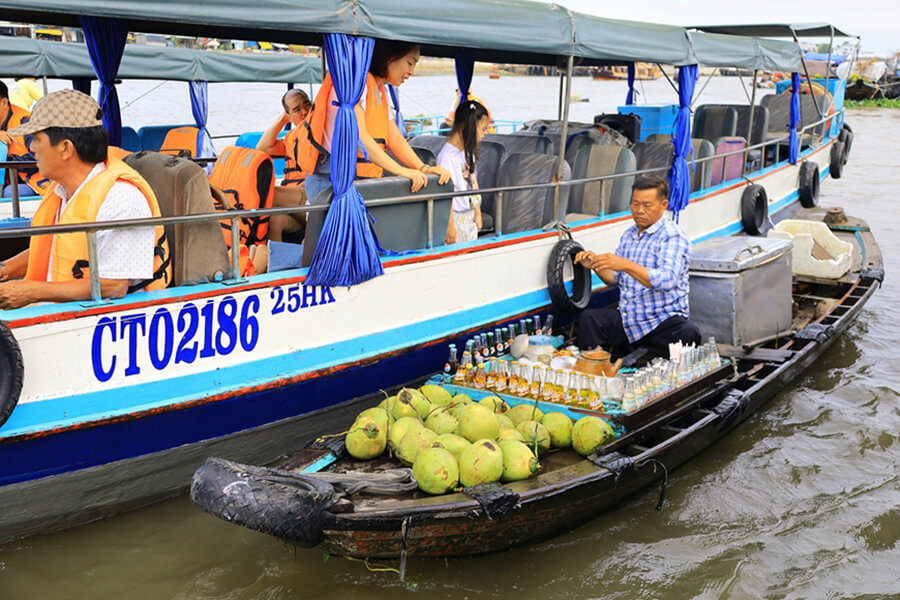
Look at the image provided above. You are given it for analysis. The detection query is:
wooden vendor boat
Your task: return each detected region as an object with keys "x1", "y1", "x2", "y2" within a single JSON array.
[
  {"x1": 191, "y1": 208, "x2": 882, "y2": 558},
  {"x1": 0, "y1": 2, "x2": 866, "y2": 544}
]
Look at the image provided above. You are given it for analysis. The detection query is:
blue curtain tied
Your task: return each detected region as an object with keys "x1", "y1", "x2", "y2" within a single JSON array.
[
  {"x1": 455, "y1": 51, "x2": 475, "y2": 105},
  {"x1": 189, "y1": 80, "x2": 216, "y2": 171},
  {"x1": 668, "y1": 64, "x2": 697, "y2": 221},
  {"x1": 625, "y1": 62, "x2": 636, "y2": 105},
  {"x1": 78, "y1": 16, "x2": 128, "y2": 147},
  {"x1": 385, "y1": 84, "x2": 405, "y2": 134},
  {"x1": 305, "y1": 34, "x2": 383, "y2": 287},
  {"x1": 789, "y1": 72, "x2": 800, "y2": 164}
]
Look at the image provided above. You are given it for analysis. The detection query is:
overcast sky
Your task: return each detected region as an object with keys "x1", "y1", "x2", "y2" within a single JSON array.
[{"x1": 553, "y1": 0, "x2": 895, "y2": 56}]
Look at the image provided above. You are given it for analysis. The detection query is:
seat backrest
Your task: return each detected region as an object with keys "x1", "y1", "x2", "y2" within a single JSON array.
[
  {"x1": 724, "y1": 104, "x2": 770, "y2": 147},
  {"x1": 632, "y1": 141, "x2": 674, "y2": 179},
  {"x1": 302, "y1": 175, "x2": 454, "y2": 267},
  {"x1": 409, "y1": 135, "x2": 448, "y2": 157},
  {"x1": 120, "y1": 127, "x2": 142, "y2": 153},
  {"x1": 137, "y1": 124, "x2": 194, "y2": 152},
  {"x1": 483, "y1": 133, "x2": 554, "y2": 156},
  {"x1": 473, "y1": 140, "x2": 506, "y2": 220},
  {"x1": 594, "y1": 113, "x2": 641, "y2": 144},
  {"x1": 124, "y1": 151, "x2": 230, "y2": 286},
  {"x1": 693, "y1": 106, "x2": 738, "y2": 142},
  {"x1": 159, "y1": 126, "x2": 200, "y2": 158},
  {"x1": 761, "y1": 93, "x2": 829, "y2": 138},
  {"x1": 569, "y1": 144, "x2": 636, "y2": 216},
  {"x1": 709, "y1": 137, "x2": 747, "y2": 186},
  {"x1": 497, "y1": 153, "x2": 571, "y2": 234},
  {"x1": 412, "y1": 146, "x2": 436, "y2": 167},
  {"x1": 691, "y1": 138, "x2": 715, "y2": 192}
]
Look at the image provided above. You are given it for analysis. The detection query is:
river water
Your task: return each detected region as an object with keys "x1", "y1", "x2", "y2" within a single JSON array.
[{"x1": 1, "y1": 75, "x2": 898, "y2": 600}]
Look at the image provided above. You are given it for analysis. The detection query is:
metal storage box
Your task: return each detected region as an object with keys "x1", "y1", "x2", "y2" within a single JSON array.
[{"x1": 689, "y1": 236, "x2": 793, "y2": 346}]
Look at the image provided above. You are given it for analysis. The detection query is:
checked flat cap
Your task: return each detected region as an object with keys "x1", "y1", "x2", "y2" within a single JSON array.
[{"x1": 8, "y1": 89, "x2": 104, "y2": 137}]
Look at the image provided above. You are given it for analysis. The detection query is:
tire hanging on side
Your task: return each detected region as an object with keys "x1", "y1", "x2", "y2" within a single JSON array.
[
  {"x1": 547, "y1": 239, "x2": 592, "y2": 313},
  {"x1": 741, "y1": 184, "x2": 768, "y2": 237},
  {"x1": 830, "y1": 140, "x2": 845, "y2": 179},
  {"x1": 0, "y1": 321, "x2": 24, "y2": 428},
  {"x1": 798, "y1": 161, "x2": 820, "y2": 209}
]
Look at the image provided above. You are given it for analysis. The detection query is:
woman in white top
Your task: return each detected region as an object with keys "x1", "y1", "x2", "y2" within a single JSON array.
[{"x1": 437, "y1": 100, "x2": 490, "y2": 244}]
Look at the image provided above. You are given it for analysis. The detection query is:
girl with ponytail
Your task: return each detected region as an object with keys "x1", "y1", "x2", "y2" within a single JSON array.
[{"x1": 437, "y1": 100, "x2": 490, "y2": 244}]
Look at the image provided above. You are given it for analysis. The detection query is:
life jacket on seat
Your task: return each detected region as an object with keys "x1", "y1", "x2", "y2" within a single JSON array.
[
  {"x1": 295, "y1": 73, "x2": 395, "y2": 178},
  {"x1": 280, "y1": 127, "x2": 305, "y2": 187},
  {"x1": 25, "y1": 158, "x2": 172, "y2": 291},
  {"x1": 159, "y1": 126, "x2": 201, "y2": 158},
  {"x1": 209, "y1": 146, "x2": 274, "y2": 247},
  {"x1": 3, "y1": 104, "x2": 50, "y2": 194}
]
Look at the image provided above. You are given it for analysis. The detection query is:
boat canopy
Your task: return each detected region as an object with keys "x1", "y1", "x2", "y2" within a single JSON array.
[
  {"x1": 0, "y1": 0, "x2": 804, "y2": 71},
  {"x1": 690, "y1": 23, "x2": 857, "y2": 39},
  {"x1": 0, "y1": 35, "x2": 322, "y2": 83}
]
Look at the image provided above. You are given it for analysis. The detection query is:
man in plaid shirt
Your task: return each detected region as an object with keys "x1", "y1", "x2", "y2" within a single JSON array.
[{"x1": 575, "y1": 174, "x2": 701, "y2": 358}]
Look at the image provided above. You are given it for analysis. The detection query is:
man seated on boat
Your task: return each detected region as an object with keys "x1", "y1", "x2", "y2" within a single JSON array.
[
  {"x1": 0, "y1": 90, "x2": 170, "y2": 309},
  {"x1": 574, "y1": 174, "x2": 701, "y2": 358},
  {"x1": 0, "y1": 81, "x2": 48, "y2": 198},
  {"x1": 256, "y1": 88, "x2": 312, "y2": 242}
]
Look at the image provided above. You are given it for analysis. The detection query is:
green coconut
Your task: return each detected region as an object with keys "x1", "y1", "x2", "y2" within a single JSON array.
[
  {"x1": 390, "y1": 393, "x2": 420, "y2": 421},
  {"x1": 499, "y1": 439, "x2": 542, "y2": 482},
  {"x1": 479, "y1": 395, "x2": 510, "y2": 414},
  {"x1": 432, "y1": 433, "x2": 471, "y2": 460},
  {"x1": 572, "y1": 416, "x2": 616, "y2": 456},
  {"x1": 396, "y1": 428, "x2": 438, "y2": 466},
  {"x1": 497, "y1": 414, "x2": 515, "y2": 430},
  {"x1": 357, "y1": 407, "x2": 390, "y2": 430},
  {"x1": 458, "y1": 439, "x2": 504, "y2": 487},
  {"x1": 497, "y1": 428, "x2": 526, "y2": 442},
  {"x1": 388, "y1": 416, "x2": 424, "y2": 451},
  {"x1": 541, "y1": 412, "x2": 574, "y2": 448},
  {"x1": 346, "y1": 416, "x2": 386, "y2": 460},
  {"x1": 516, "y1": 420, "x2": 551, "y2": 455},
  {"x1": 412, "y1": 447, "x2": 459, "y2": 495},
  {"x1": 396, "y1": 387, "x2": 432, "y2": 420},
  {"x1": 456, "y1": 404, "x2": 501, "y2": 443},
  {"x1": 377, "y1": 394, "x2": 396, "y2": 411},
  {"x1": 508, "y1": 403, "x2": 544, "y2": 426},
  {"x1": 420, "y1": 384, "x2": 454, "y2": 407},
  {"x1": 425, "y1": 407, "x2": 459, "y2": 435}
]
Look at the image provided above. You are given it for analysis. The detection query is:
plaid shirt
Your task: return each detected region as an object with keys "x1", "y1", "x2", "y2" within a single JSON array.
[{"x1": 615, "y1": 216, "x2": 692, "y2": 342}]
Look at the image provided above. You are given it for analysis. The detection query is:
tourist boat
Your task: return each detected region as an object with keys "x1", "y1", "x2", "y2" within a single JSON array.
[
  {"x1": 190, "y1": 208, "x2": 883, "y2": 557},
  {"x1": 0, "y1": 1, "x2": 865, "y2": 544},
  {"x1": 592, "y1": 62, "x2": 661, "y2": 80}
]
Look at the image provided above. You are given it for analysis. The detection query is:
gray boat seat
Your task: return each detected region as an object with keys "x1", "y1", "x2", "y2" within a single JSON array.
[
  {"x1": 302, "y1": 174, "x2": 454, "y2": 267},
  {"x1": 693, "y1": 106, "x2": 738, "y2": 142},
  {"x1": 123, "y1": 151, "x2": 230, "y2": 287},
  {"x1": 760, "y1": 93, "x2": 826, "y2": 147},
  {"x1": 484, "y1": 132, "x2": 554, "y2": 156},
  {"x1": 409, "y1": 134, "x2": 448, "y2": 157},
  {"x1": 412, "y1": 146, "x2": 436, "y2": 167},
  {"x1": 497, "y1": 153, "x2": 571, "y2": 234},
  {"x1": 632, "y1": 141, "x2": 674, "y2": 180},
  {"x1": 474, "y1": 140, "x2": 506, "y2": 233},
  {"x1": 566, "y1": 144, "x2": 636, "y2": 221},
  {"x1": 709, "y1": 137, "x2": 746, "y2": 186},
  {"x1": 691, "y1": 139, "x2": 715, "y2": 192}
]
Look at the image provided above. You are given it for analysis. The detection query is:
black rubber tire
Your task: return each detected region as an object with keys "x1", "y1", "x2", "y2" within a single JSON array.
[
  {"x1": 0, "y1": 322, "x2": 24, "y2": 428},
  {"x1": 798, "y1": 161, "x2": 820, "y2": 209},
  {"x1": 741, "y1": 184, "x2": 768, "y2": 237},
  {"x1": 546, "y1": 239, "x2": 592, "y2": 313},
  {"x1": 190, "y1": 457, "x2": 337, "y2": 547},
  {"x1": 830, "y1": 141, "x2": 845, "y2": 179},
  {"x1": 841, "y1": 130, "x2": 853, "y2": 165}
]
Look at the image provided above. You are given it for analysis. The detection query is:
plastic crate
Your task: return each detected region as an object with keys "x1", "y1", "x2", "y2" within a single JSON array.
[{"x1": 617, "y1": 104, "x2": 679, "y2": 141}]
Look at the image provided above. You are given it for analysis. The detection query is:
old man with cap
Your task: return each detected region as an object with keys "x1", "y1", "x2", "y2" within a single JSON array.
[{"x1": 0, "y1": 90, "x2": 170, "y2": 309}]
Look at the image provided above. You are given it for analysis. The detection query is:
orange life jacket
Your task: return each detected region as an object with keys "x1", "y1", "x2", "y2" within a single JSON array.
[
  {"x1": 209, "y1": 146, "x2": 274, "y2": 247},
  {"x1": 25, "y1": 158, "x2": 172, "y2": 291},
  {"x1": 295, "y1": 73, "x2": 391, "y2": 178},
  {"x1": 3, "y1": 104, "x2": 50, "y2": 194},
  {"x1": 107, "y1": 146, "x2": 132, "y2": 161},
  {"x1": 159, "y1": 126, "x2": 201, "y2": 157},
  {"x1": 280, "y1": 127, "x2": 305, "y2": 186}
]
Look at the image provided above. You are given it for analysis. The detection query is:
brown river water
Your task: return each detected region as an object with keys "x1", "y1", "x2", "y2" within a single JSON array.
[{"x1": 0, "y1": 76, "x2": 898, "y2": 600}]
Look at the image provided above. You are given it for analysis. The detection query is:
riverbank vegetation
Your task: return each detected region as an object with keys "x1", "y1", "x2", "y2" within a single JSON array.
[{"x1": 845, "y1": 98, "x2": 900, "y2": 108}]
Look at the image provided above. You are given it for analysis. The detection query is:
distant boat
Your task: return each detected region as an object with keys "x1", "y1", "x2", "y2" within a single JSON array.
[
  {"x1": 592, "y1": 63, "x2": 661, "y2": 81},
  {"x1": 489, "y1": 72, "x2": 501, "y2": 79}
]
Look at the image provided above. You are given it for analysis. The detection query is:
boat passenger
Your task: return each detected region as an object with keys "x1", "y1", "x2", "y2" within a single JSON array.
[
  {"x1": 442, "y1": 89, "x2": 493, "y2": 132},
  {"x1": 256, "y1": 88, "x2": 312, "y2": 242},
  {"x1": 574, "y1": 174, "x2": 701, "y2": 358},
  {"x1": 298, "y1": 39, "x2": 451, "y2": 205},
  {"x1": 9, "y1": 77, "x2": 44, "y2": 112},
  {"x1": 438, "y1": 100, "x2": 488, "y2": 243},
  {"x1": 0, "y1": 90, "x2": 170, "y2": 309},
  {"x1": 0, "y1": 80, "x2": 48, "y2": 198}
]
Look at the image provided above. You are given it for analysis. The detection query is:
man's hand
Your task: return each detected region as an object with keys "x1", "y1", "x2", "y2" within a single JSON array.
[
  {"x1": 0, "y1": 131, "x2": 13, "y2": 146},
  {"x1": 0, "y1": 280, "x2": 39, "y2": 310},
  {"x1": 574, "y1": 250, "x2": 624, "y2": 272}
]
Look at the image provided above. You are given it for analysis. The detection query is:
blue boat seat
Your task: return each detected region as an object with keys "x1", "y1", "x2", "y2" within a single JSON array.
[
  {"x1": 120, "y1": 126, "x2": 142, "y2": 152},
  {"x1": 496, "y1": 153, "x2": 570, "y2": 234},
  {"x1": 302, "y1": 174, "x2": 454, "y2": 267},
  {"x1": 693, "y1": 106, "x2": 738, "y2": 143},
  {"x1": 235, "y1": 130, "x2": 288, "y2": 180},
  {"x1": 566, "y1": 144, "x2": 636, "y2": 220}
]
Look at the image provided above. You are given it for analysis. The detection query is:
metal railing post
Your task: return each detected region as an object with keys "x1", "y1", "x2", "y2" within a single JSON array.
[
  {"x1": 744, "y1": 70, "x2": 758, "y2": 175},
  {"x1": 495, "y1": 191, "x2": 503, "y2": 236},
  {"x1": 427, "y1": 198, "x2": 434, "y2": 249},
  {"x1": 86, "y1": 229, "x2": 102, "y2": 303},
  {"x1": 554, "y1": 54, "x2": 575, "y2": 221},
  {"x1": 231, "y1": 217, "x2": 241, "y2": 280},
  {"x1": 10, "y1": 166, "x2": 21, "y2": 219}
]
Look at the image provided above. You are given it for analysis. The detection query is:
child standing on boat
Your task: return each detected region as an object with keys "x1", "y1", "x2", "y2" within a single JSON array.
[{"x1": 437, "y1": 100, "x2": 489, "y2": 244}]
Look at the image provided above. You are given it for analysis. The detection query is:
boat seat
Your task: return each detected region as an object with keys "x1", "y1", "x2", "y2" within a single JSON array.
[
  {"x1": 496, "y1": 152, "x2": 570, "y2": 234},
  {"x1": 692, "y1": 106, "x2": 738, "y2": 142},
  {"x1": 412, "y1": 146, "x2": 436, "y2": 167},
  {"x1": 594, "y1": 113, "x2": 641, "y2": 145},
  {"x1": 408, "y1": 134, "x2": 447, "y2": 158},
  {"x1": 159, "y1": 126, "x2": 201, "y2": 158},
  {"x1": 235, "y1": 130, "x2": 287, "y2": 180},
  {"x1": 123, "y1": 151, "x2": 231, "y2": 287},
  {"x1": 632, "y1": 141, "x2": 674, "y2": 180},
  {"x1": 483, "y1": 133, "x2": 554, "y2": 157},
  {"x1": 566, "y1": 144, "x2": 636, "y2": 220},
  {"x1": 760, "y1": 93, "x2": 828, "y2": 146},
  {"x1": 137, "y1": 124, "x2": 193, "y2": 152},
  {"x1": 302, "y1": 175, "x2": 454, "y2": 267},
  {"x1": 709, "y1": 137, "x2": 746, "y2": 186},
  {"x1": 691, "y1": 138, "x2": 715, "y2": 192},
  {"x1": 120, "y1": 126, "x2": 142, "y2": 153},
  {"x1": 473, "y1": 140, "x2": 506, "y2": 233}
]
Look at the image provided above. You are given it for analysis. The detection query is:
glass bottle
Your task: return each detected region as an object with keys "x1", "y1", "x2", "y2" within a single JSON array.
[
  {"x1": 533, "y1": 315, "x2": 542, "y2": 336},
  {"x1": 495, "y1": 360, "x2": 508, "y2": 393},
  {"x1": 508, "y1": 361, "x2": 520, "y2": 395},
  {"x1": 487, "y1": 332, "x2": 496, "y2": 358},
  {"x1": 530, "y1": 365, "x2": 544, "y2": 400},
  {"x1": 443, "y1": 344, "x2": 458, "y2": 380},
  {"x1": 622, "y1": 377, "x2": 637, "y2": 413},
  {"x1": 588, "y1": 376, "x2": 602, "y2": 410},
  {"x1": 544, "y1": 314, "x2": 554, "y2": 337},
  {"x1": 552, "y1": 369, "x2": 565, "y2": 403},
  {"x1": 578, "y1": 374, "x2": 591, "y2": 408},
  {"x1": 542, "y1": 369, "x2": 556, "y2": 402},
  {"x1": 474, "y1": 361, "x2": 487, "y2": 389},
  {"x1": 464, "y1": 364, "x2": 475, "y2": 386},
  {"x1": 518, "y1": 363, "x2": 532, "y2": 397}
]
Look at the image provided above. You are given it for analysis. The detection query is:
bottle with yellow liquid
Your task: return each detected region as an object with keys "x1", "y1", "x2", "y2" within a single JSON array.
[
  {"x1": 464, "y1": 364, "x2": 475, "y2": 387},
  {"x1": 517, "y1": 363, "x2": 531, "y2": 397},
  {"x1": 542, "y1": 369, "x2": 556, "y2": 402},
  {"x1": 486, "y1": 358, "x2": 499, "y2": 391},
  {"x1": 578, "y1": 374, "x2": 591, "y2": 408},
  {"x1": 552, "y1": 369, "x2": 565, "y2": 403},
  {"x1": 561, "y1": 371, "x2": 575, "y2": 406},
  {"x1": 530, "y1": 365, "x2": 544, "y2": 400},
  {"x1": 508, "y1": 361, "x2": 520, "y2": 395},
  {"x1": 588, "y1": 376, "x2": 602, "y2": 410},
  {"x1": 474, "y1": 362, "x2": 487, "y2": 389}
]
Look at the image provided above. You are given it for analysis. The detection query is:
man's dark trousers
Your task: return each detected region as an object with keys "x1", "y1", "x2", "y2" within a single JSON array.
[{"x1": 577, "y1": 308, "x2": 701, "y2": 359}]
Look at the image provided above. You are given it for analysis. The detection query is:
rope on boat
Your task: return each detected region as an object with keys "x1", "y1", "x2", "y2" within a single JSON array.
[
  {"x1": 301, "y1": 468, "x2": 418, "y2": 495},
  {"x1": 641, "y1": 458, "x2": 669, "y2": 511}
]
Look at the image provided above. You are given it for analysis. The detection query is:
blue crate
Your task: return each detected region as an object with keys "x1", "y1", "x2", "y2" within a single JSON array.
[{"x1": 617, "y1": 103, "x2": 679, "y2": 141}]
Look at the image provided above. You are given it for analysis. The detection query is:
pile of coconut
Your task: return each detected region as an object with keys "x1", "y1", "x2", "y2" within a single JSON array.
[{"x1": 345, "y1": 384, "x2": 616, "y2": 495}]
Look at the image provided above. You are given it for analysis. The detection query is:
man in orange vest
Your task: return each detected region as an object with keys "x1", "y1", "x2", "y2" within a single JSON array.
[
  {"x1": 0, "y1": 90, "x2": 170, "y2": 309},
  {"x1": 0, "y1": 80, "x2": 47, "y2": 197},
  {"x1": 256, "y1": 88, "x2": 312, "y2": 242}
]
